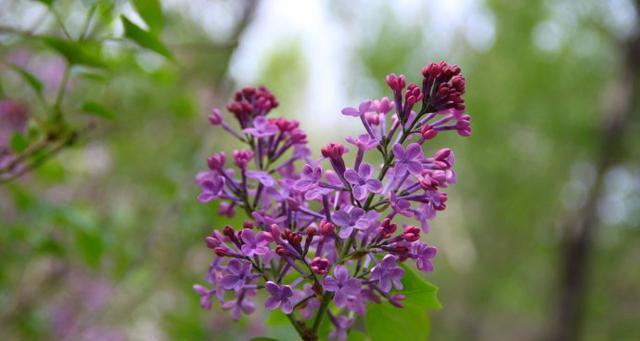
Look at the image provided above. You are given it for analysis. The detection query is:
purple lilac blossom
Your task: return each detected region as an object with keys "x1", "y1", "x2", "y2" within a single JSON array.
[{"x1": 192, "y1": 63, "x2": 470, "y2": 339}]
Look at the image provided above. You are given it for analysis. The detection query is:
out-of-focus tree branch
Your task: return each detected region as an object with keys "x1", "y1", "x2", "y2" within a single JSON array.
[{"x1": 551, "y1": 1, "x2": 640, "y2": 340}]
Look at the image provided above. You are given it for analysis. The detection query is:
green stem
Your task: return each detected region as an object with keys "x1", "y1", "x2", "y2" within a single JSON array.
[{"x1": 311, "y1": 292, "x2": 333, "y2": 337}]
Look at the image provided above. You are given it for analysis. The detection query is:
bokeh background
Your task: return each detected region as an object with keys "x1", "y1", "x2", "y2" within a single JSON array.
[{"x1": 1, "y1": 0, "x2": 639, "y2": 340}]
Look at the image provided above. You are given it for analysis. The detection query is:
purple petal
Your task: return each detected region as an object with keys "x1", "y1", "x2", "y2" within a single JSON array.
[
  {"x1": 265, "y1": 281, "x2": 280, "y2": 295},
  {"x1": 226, "y1": 259, "x2": 242, "y2": 275},
  {"x1": 365, "y1": 179, "x2": 383, "y2": 193},
  {"x1": 405, "y1": 143, "x2": 422, "y2": 159},
  {"x1": 323, "y1": 277, "x2": 339, "y2": 292},
  {"x1": 343, "y1": 169, "x2": 360, "y2": 184},
  {"x1": 193, "y1": 284, "x2": 208, "y2": 296},
  {"x1": 333, "y1": 290, "x2": 347, "y2": 307},
  {"x1": 341, "y1": 107, "x2": 360, "y2": 116},
  {"x1": 280, "y1": 300, "x2": 293, "y2": 314},
  {"x1": 338, "y1": 225, "x2": 353, "y2": 239},
  {"x1": 352, "y1": 185, "x2": 366, "y2": 201},
  {"x1": 332, "y1": 211, "x2": 351, "y2": 227},
  {"x1": 392, "y1": 144, "x2": 405, "y2": 159},
  {"x1": 358, "y1": 163, "x2": 373, "y2": 179},
  {"x1": 197, "y1": 193, "x2": 214, "y2": 203},
  {"x1": 407, "y1": 161, "x2": 423, "y2": 176},
  {"x1": 221, "y1": 276, "x2": 241, "y2": 290},
  {"x1": 265, "y1": 296, "x2": 280, "y2": 311},
  {"x1": 358, "y1": 100, "x2": 372, "y2": 114},
  {"x1": 335, "y1": 266, "x2": 349, "y2": 282},
  {"x1": 241, "y1": 229, "x2": 256, "y2": 244}
]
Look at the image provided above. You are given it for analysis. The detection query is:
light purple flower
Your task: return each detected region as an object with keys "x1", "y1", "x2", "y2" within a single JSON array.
[
  {"x1": 345, "y1": 134, "x2": 378, "y2": 151},
  {"x1": 412, "y1": 243, "x2": 437, "y2": 272},
  {"x1": 341, "y1": 100, "x2": 372, "y2": 117},
  {"x1": 243, "y1": 116, "x2": 278, "y2": 137},
  {"x1": 344, "y1": 163, "x2": 383, "y2": 201},
  {"x1": 246, "y1": 170, "x2": 275, "y2": 187},
  {"x1": 373, "y1": 96, "x2": 394, "y2": 114},
  {"x1": 222, "y1": 290, "x2": 256, "y2": 320},
  {"x1": 332, "y1": 208, "x2": 380, "y2": 238},
  {"x1": 389, "y1": 192, "x2": 413, "y2": 217},
  {"x1": 329, "y1": 315, "x2": 354, "y2": 341},
  {"x1": 323, "y1": 265, "x2": 361, "y2": 308},
  {"x1": 240, "y1": 229, "x2": 271, "y2": 257},
  {"x1": 193, "y1": 284, "x2": 215, "y2": 310},
  {"x1": 221, "y1": 259, "x2": 253, "y2": 290},
  {"x1": 371, "y1": 255, "x2": 404, "y2": 292},
  {"x1": 392, "y1": 143, "x2": 423, "y2": 176},
  {"x1": 195, "y1": 171, "x2": 225, "y2": 203},
  {"x1": 264, "y1": 281, "x2": 294, "y2": 314},
  {"x1": 293, "y1": 164, "x2": 322, "y2": 191}
]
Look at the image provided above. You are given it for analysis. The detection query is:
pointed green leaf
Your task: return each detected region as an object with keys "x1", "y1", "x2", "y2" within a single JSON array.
[
  {"x1": 121, "y1": 16, "x2": 174, "y2": 61},
  {"x1": 42, "y1": 37, "x2": 106, "y2": 68},
  {"x1": 132, "y1": 0, "x2": 164, "y2": 33},
  {"x1": 10, "y1": 64, "x2": 44, "y2": 96},
  {"x1": 400, "y1": 264, "x2": 442, "y2": 310},
  {"x1": 365, "y1": 302, "x2": 431, "y2": 341},
  {"x1": 81, "y1": 101, "x2": 115, "y2": 119}
]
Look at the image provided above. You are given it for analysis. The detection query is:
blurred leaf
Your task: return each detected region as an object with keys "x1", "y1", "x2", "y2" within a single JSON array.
[
  {"x1": 400, "y1": 264, "x2": 442, "y2": 310},
  {"x1": 249, "y1": 338, "x2": 279, "y2": 341},
  {"x1": 121, "y1": 16, "x2": 174, "y2": 61},
  {"x1": 36, "y1": 239, "x2": 65, "y2": 256},
  {"x1": 365, "y1": 302, "x2": 430, "y2": 341},
  {"x1": 347, "y1": 330, "x2": 368, "y2": 341},
  {"x1": 10, "y1": 65, "x2": 44, "y2": 96},
  {"x1": 34, "y1": 0, "x2": 54, "y2": 6},
  {"x1": 81, "y1": 101, "x2": 115, "y2": 119},
  {"x1": 75, "y1": 229, "x2": 104, "y2": 268},
  {"x1": 10, "y1": 133, "x2": 29, "y2": 153},
  {"x1": 132, "y1": 0, "x2": 164, "y2": 33},
  {"x1": 42, "y1": 36, "x2": 106, "y2": 68},
  {"x1": 76, "y1": 70, "x2": 108, "y2": 82}
]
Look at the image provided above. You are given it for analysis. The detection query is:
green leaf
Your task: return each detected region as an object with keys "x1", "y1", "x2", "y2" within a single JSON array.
[
  {"x1": 34, "y1": 0, "x2": 54, "y2": 6},
  {"x1": 75, "y1": 228, "x2": 104, "y2": 268},
  {"x1": 132, "y1": 0, "x2": 164, "y2": 33},
  {"x1": 10, "y1": 133, "x2": 29, "y2": 153},
  {"x1": 42, "y1": 37, "x2": 106, "y2": 68},
  {"x1": 364, "y1": 265, "x2": 439, "y2": 340},
  {"x1": 365, "y1": 302, "x2": 431, "y2": 341},
  {"x1": 121, "y1": 16, "x2": 174, "y2": 61},
  {"x1": 10, "y1": 65, "x2": 44, "y2": 96},
  {"x1": 347, "y1": 330, "x2": 368, "y2": 341},
  {"x1": 400, "y1": 264, "x2": 442, "y2": 310},
  {"x1": 81, "y1": 101, "x2": 115, "y2": 119},
  {"x1": 249, "y1": 338, "x2": 280, "y2": 341}
]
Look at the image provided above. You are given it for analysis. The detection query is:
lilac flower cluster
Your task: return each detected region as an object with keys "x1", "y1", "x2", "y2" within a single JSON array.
[{"x1": 194, "y1": 62, "x2": 470, "y2": 340}]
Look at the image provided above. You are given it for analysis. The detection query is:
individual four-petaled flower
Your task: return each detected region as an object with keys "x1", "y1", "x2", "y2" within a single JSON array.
[
  {"x1": 332, "y1": 208, "x2": 380, "y2": 238},
  {"x1": 264, "y1": 281, "x2": 295, "y2": 314},
  {"x1": 221, "y1": 259, "x2": 254, "y2": 290},
  {"x1": 344, "y1": 163, "x2": 383, "y2": 201},
  {"x1": 196, "y1": 171, "x2": 225, "y2": 203},
  {"x1": 392, "y1": 143, "x2": 424, "y2": 176},
  {"x1": 341, "y1": 100, "x2": 373, "y2": 117},
  {"x1": 370, "y1": 255, "x2": 404, "y2": 292},
  {"x1": 322, "y1": 266, "x2": 362, "y2": 308},
  {"x1": 243, "y1": 116, "x2": 279, "y2": 137},
  {"x1": 240, "y1": 229, "x2": 271, "y2": 257}
]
